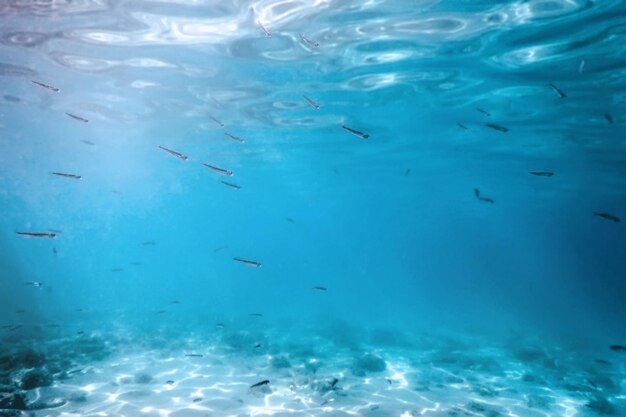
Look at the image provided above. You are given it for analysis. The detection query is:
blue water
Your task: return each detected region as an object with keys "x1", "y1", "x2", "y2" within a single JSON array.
[{"x1": 1, "y1": 1, "x2": 625, "y2": 416}]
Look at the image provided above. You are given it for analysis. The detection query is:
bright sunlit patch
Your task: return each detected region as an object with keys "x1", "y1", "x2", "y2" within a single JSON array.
[
  {"x1": 82, "y1": 383, "x2": 97, "y2": 392},
  {"x1": 106, "y1": 392, "x2": 119, "y2": 402}
]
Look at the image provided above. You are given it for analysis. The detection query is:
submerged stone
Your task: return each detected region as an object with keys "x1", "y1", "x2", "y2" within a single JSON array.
[
  {"x1": 352, "y1": 353, "x2": 386, "y2": 376},
  {"x1": 134, "y1": 372, "x2": 153, "y2": 384},
  {"x1": 19, "y1": 368, "x2": 52, "y2": 390}
]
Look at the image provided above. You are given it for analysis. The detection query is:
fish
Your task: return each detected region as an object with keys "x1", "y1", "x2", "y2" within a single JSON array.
[
  {"x1": 250, "y1": 380, "x2": 270, "y2": 390},
  {"x1": 528, "y1": 171, "x2": 554, "y2": 177},
  {"x1": 474, "y1": 188, "x2": 494, "y2": 204},
  {"x1": 286, "y1": 218, "x2": 295, "y2": 223},
  {"x1": 485, "y1": 123, "x2": 509, "y2": 133},
  {"x1": 250, "y1": 313, "x2": 264, "y2": 317},
  {"x1": 170, "y1": 300, "x2": 180, "y2": 304},
  {"x1": 594, "y1": 212, "x2": 620, "y2": 223},
  {"x1": 66, "y1": 113, "x2": 89, "y2": 123},
  {"x1": 254, "y1": 343, "x2": 262, "y2": 348},
  {"x1": 579, "y1": 59, "x2": 585, "y2": 74},
  {"x1": 609, "y1": 345, "x2": 625, "y2": 352},
  {"x1": 203, "y1": 163, "x2": 233, "y2": 177},
  {"x1": 476, "y1": 108, "x2": 491, "y2": 117},
  {"x1": 303, "y1": 95, "x2": 320, "y2": 109},
  {"x1": 405, "y1": 169, "x2": 411, "y2": 176},
  {"x1": 224, "y1": 132, "x2": 245, "y2": 143},
  {"x1": 221, "y1": 181, "x2": 241, "y2": 190},
  {"x1": 595, "y1": 359, "x2": 611, "y2": 365},
  {"x1": 155, "y1": 310, "x2": 167, "y2": 314},
  {"x1": 192, "y1": 398, "x2": 202, "y2": 403},
  {"x1": 234, "y1": 257, "x2": 262, "y2": 268},
  {"x1": 142, "y1": 241, "x2": 156, "y2": 246},
  {"x1": 129, "y1": 261, "x2": 142, "y2": 266},
  {"x1": 8, "y1": 324, "x2": 22, "y2": 331},
  {"x1": 52, "y1": 172, "x2": 82, "y2": 180},
  {"x1": 165, "y1": 380, "x2": 175, "y2": 385},
  {"x1": 81, "y1": 140, "x2": 95, "y2": 146},
  {"x1": 185, "y1": 354, "x2": 203, "y2": 358},
  {"x1": 549, "y1": 83, "x2": 566, "y2": 98},
  {"x1": 209, "y1": 115, "x2": 224, "y2": 127},
  {"x1": 32, "y1": 80, "x2": 60, "y2": 93},
  {"x1": 321, "y1": 398, "x2": 335, "y2": 406},
  {"x1": 299, "y1": 33, "x2": 319, "y2": 48},
  {"x1": 157, "y1": 145, "x2": 188, "y2": 161},
  {"x1": 52, "y1": 247, "x2": 58, "y2": 256},
  {"x1": 77, "y1": 331, "x2": 85, "y2": 336},
  {"x1": 75, "y1": 309, "x2": 84, "y2": 312},
  {"x1": 604, "y1": 114, "x2": 613, "y2": 124},
  {"x1": 15, "y1": 309, "x2": 25, "y2": 314},
  {"x1": 213, "y1": 246, "x2": 228, "y2": 253},
  {"x1": 258, "y1": 20, "x2": 271, "y2": 37},
  {"x1": 457, "y1": 123, "x2": 468, "y2": 130},
  {"x1": 25, "y1": 281, "x2": 44, "y2": 288},
  {"x1": 216, "y1": 323, "x2": 225, "y2": 329},
  {"x1": 312, "y1": 286, "x2": 327, "y2": 292},
  {"x1": 16, "y1": 231, "x2": 56, "y2": 238},
  {"x1": 341, "y1": 122, "x2": 370, "y2": 139}
]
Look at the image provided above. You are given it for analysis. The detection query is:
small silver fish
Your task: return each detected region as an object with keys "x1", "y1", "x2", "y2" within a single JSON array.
[
  {"x1": 341, "y1": 122, "x2": 370, "y2": 139},
  {"x1": 474, "y1": 188, "x2": 494, "y2": 204},
  {"x1": 594, "y1": 212, "x2": 620, "y2": 223},
  {"x1": 52, "y1": 172, "x2": 82, "y2": 180},
  {"x1": 258, "y1": 20, "x2": 272, "y2": 37},
  {"x1": 303, "y1": 95, "x2": 320, "y2": 109},
  {"x1": 203, "y1": 163, "x2": 233, "y2": 177},
  {"x1": 17, "y1": 231, "x2": 56, "y2": 238},
  {"x1": 234, "y1": 257, "x2": 262, "y2": 267},
  {"x1": 221, "y1": 180, "x2": 241, "y2": 190},
  {"x1": 158, "y1": 145, "x2": 188, "y2": 161},
  {"x1": 209, "y1": 115, "x2": 224, "y2": 127},
  {"x1": 549, "y1": 83, "x2": 566, "y2": 98},
  {"x1": 66, "y1": 113, "x2": 89, "y2": 123},
  {"x1": 299, "y1": 33, "x2": 319, "y2": 48},
  {"x1": 32, "y1": 80, "x2": 60, "y2": 93},
  {"x1": 224, "y1": 132, "x2": 245, "y2": 143},
  {"x1": 485, "y1": 123, "x2": 508, "y2": 133},
  {"x1": 528, "y1": 171, "x2": 554, "y2": 177}
]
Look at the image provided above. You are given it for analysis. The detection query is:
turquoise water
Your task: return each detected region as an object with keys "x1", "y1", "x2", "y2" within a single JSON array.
[{"x1": 1, "y1": 1, "x2": 625, "y2": 416}]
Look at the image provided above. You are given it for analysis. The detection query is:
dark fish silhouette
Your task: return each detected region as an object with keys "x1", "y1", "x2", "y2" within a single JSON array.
[
  {"x1": 250, "y1": 313, "x2": 264, "y2": 317},
  {"x1": 549, "y1": 83, "x2": 566, "y2": 98},
  {"x1": 594, "y1": 212, "x2": 620, "y2": 223},
  {"x1": 52, "y1": 172, "x2": 82, "y2": 180},
  {"x1": 604, "y1": 114, "x2": 613, "y2": 124},
  {"x1": 485, "y1": 123, "x2": 508, "y2": 133},
  {"x1": 203, "y1": 163, "x2": 233, "y2": 177},
  {"x1": 312, "y1": 286, "x2": 327, "y2": 292},
  {"x1": 405, "y1": 169, "x2": 411, "y2": 176},
  {"x1": 474, "y1": 188, "x2": 494, "y2": 204},
  {"x1": 155, "y1": 310, "x2": 167, "y2": 314},
  {"x1": 258, "y1": 21, "x2": 271, "y2": 37},
  {"x1": 476, "y1": 108, "x2": 490, "y2": 117},
  {"x1": 224, "y1": 132, "x2": 245, "y2": 143},
  {"x1": 15, "y1": 310, "x2": 25, "y2": 314},
  {"x1": 25, "y1": 281, "x2": 43, "y2": 288},
  {"x1": 234, "y1": 257, "x2": 262, "y2": 267},
  {"x1": 170, "y1": 300, "x2": 180, "y2": 304},
  {"x1": 303, "y1": 95, "x2": 320, "y2": 109},
  {"x1": 299, "y1": 34, "x2": 319, "y2": 48},
  {"x1": 216, "y1": 323, "x2": 225, "y2": 329},
  {"x1": 609, "y1": 345, "x2": 626, "y2": 352},
  {"x1": 185, "y1": 354, "x2": 203, "y2": 358},
  {"x1": 192, "y1": 398, "x2": 202, "y2": 403},
  {"x1": 81, "y1": 140, "x2": 95, "y2": 146},
  {"x1": 77, "y1": 331, "x2": 85, "y2": 335},
  {"x1": 157, "y1": 145, "x2": 188, "y2": 161},
  {"x1": 16, "y1": 231, "x2": 56, "y2": 238},
  {"x1": 221, "y1": 181, "x2": 241, "y2": 190},
  {"x1": 129, "y1": 261, "x2": 142, "y2": 266},
  {"x1": 528, "y1": 171, "x2": 554, "y2": 177},
  {"x1": 250, "y1": 380, "x2": 270, "y2": 389},
  {"x1": 32, "y1": 80, "x2": 60, "y2": 92},
  {"x1": 341, "y1": 122, "x2": 369, "y2": 139},
  {"x1": 209, "y1": 115, "x2": 224, "y2": 127},
  {"x1": 213, "y1": 246, "x2": 228, "y2": 253},
  {"x1": 254, "y1": 343, "x2": 262, "y2": 348},
  {"x1": 457, "y1": 123, "x2": 468, "y2": 130},
  {"x1": 166, "y1": 380, "x2": 175, "y2": 385},
  {"x1": 595, "y1": 359, "x2": 611, "y2": 365},
  {"x1": 66, "y1": 113, "x2": 89, "y2": 123}
]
